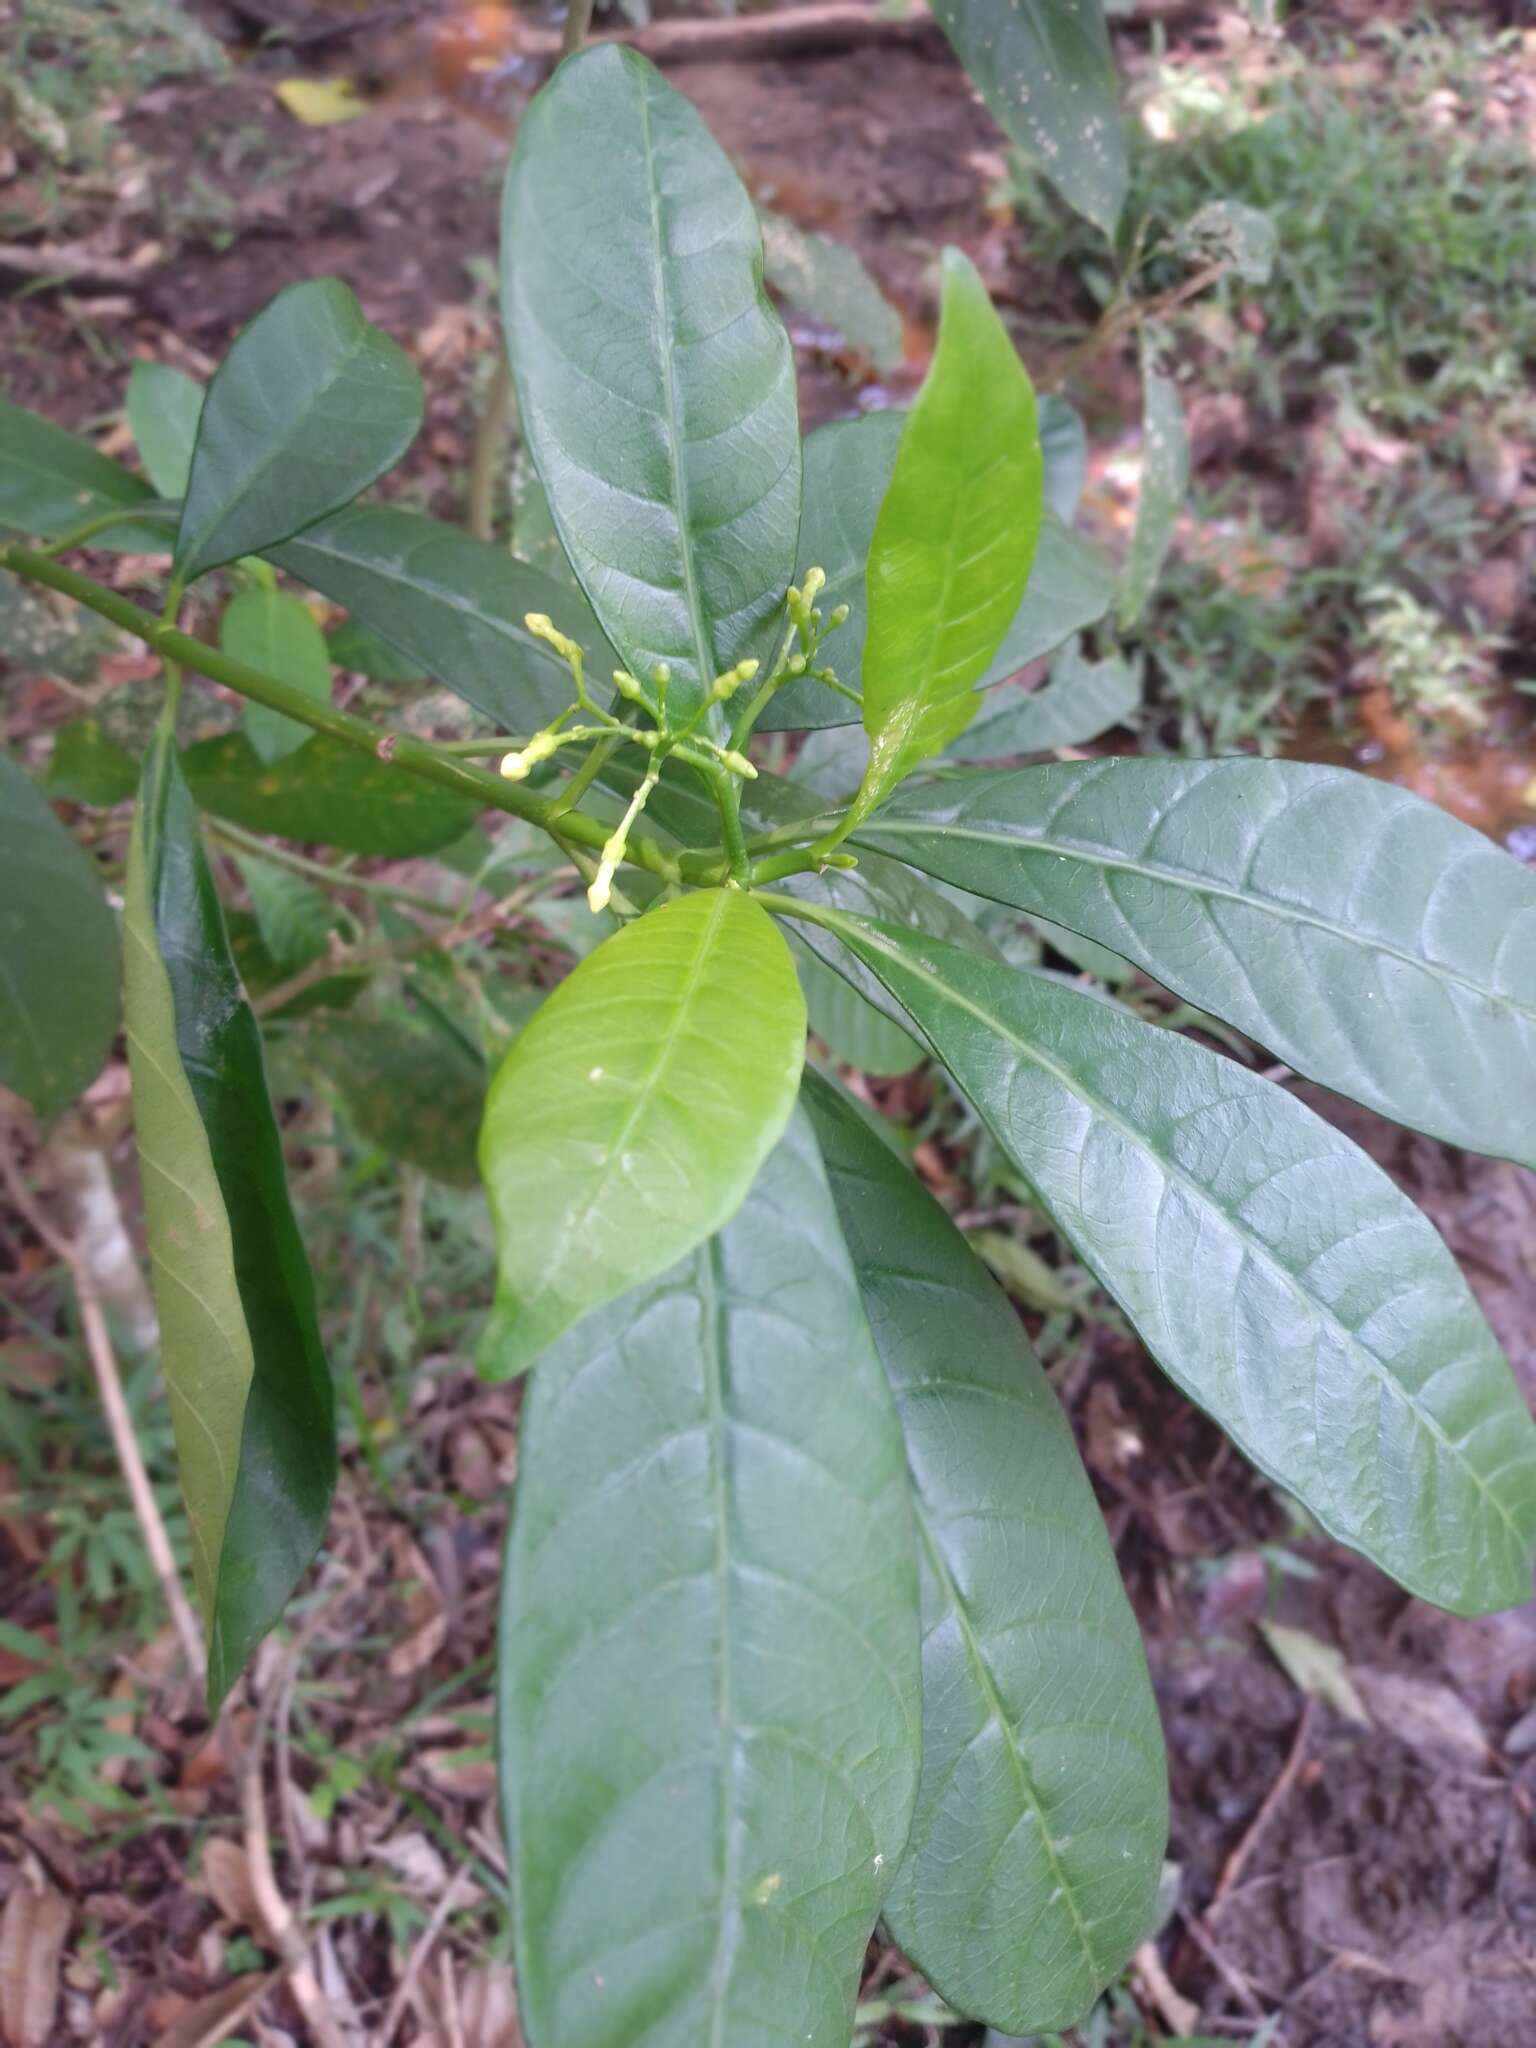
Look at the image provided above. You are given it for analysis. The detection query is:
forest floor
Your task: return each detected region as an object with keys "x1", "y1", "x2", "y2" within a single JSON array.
[{"x1": 3, "y1": 1, "x2": 1536, "y2": 2044}]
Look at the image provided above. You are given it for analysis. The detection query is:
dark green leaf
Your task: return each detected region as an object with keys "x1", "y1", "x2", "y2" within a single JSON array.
[
  {"x1": 125, "y1": 733, "x2": 334, "y2": 1707},
  {"x1": 501, "y1": 47, "x2": 801, "y2": 725},
  {"x1": 126, "y1": 359, "x2": 205, "y2": 499},
  {"x1": 480, "y1": 889, "x2": 806, "y2": 1377},
  {"x1": 326, "y1": 615, "x2": 426, "y2": 683},
  {"x1": 850, "y1": 250, "x2": 1043, "y2": 823},
  {"x1": 794, "y1": 906, "x2": 1536, "y2": 1614},
  {"x1": 1117, "y1": 330, "x2": 1188, "y2": 628},
  {"x1": 946, "y1": 638, "x2": 1140, "y2": 759},
  {"x1": 271, "y1": 503, "x2": 611, "y2": 732},
  {"x1": 932, "y1": 0, "x2": 1126, "y2": 236},
  {"x1": 805, "y1": 1070, "x2": 1167, "y2": 2032},
  {"x1": 498, "y1": 1107, "x2": 920, "y2": 2047},
  {"x1": 181, "y1": 731, "x2": 477, "y2": 857},
  {"x1": 219, "y1": 588, "x2": 333, "y2": 765},
  {"x1": 759, "y1": 209, "x2": 904, "y2": 372},
  {"x1": 0, "y1": 398, "x2": 168, "y2": 551},
  {"x1": 303, "y1": 1013, "x2": 485, "y2": 1182},
  {"x1": 769, "y1": 414, "x2": 1111, "y2": 732},
  {"x1": 231, "y1": 852, "x2": 338, "y2": 974},
  {"x1": 0, "y1": 750, "x2": 120, "y2": 1118},
  {"x1": 798, "y1": 945, "x2": 923, "y2": 1075},
  {"x1": 1038, "y1": 393, "x2": 1089, "y2": 522},
  {"x1": 45, "y1": 719, "x2": 139, "y2": 807},
  {"x1": 175, "y1": 280, "x2": 423, "y2": 582},
  {"x1": 855, "y1": 758, "x2": 1536, "y2": 1166},
  {"x1": 226, "y1": 910, "x2": 362, "y2": 1018}
]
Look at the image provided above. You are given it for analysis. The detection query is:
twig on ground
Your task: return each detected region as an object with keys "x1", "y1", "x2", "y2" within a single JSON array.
[
  {"x1": 1133, "y1": 1937, "x2": 1202, "y2": 2037},
  {"x1": 381, "y1": 1865, "x2": 475, "y2": 2046},
  {"x1": 0, "y1": 1127, "x2": 205, "y2": 1686},
  {"x1": 0, "y1": 241, "x2": 155, "y2": 288},
  {"x1": 1206, "y1": 1697, "x2": 1318, "y2": 1918}
]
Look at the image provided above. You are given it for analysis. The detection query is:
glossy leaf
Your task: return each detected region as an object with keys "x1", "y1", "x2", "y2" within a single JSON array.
[
  {"x1": 767, "y1": 413, "x2": 1112, "y2": 731},
  {"x1": 947, "y1": 639, "x2": 1140, "y2": 759},
  {"x1": 0, "y1": 750, "x2": 120, "y2": 1119},
  {"x1": 805, "y1": 1070, "x2": 1167, "y2": 2032},
  {"x1": 181, "y1": 731, "x2": 477, "y2": 857},
  {"x1": 271, "y1": 503, "x2": 613, "y2": 732},
  {"x1": 501, "y1": 46, "x2": 801, "y2": 725},
  {"x1": 175, "y1": 279, "x2": 423, "y2": 581},
  {"x1": 759, "y1": 209, "x2": 904, "y2": 372},
  {"x1": 798, "y1": 907, "x2": 1536, "y2": 1614},
  {"x1": 125, "y1": 733, "x2": 334, "y2": 1706},
  {"x1": 1117, "y1": 331, "x2": 1188, "y2": 628},
  {"x1": 931, "y1": 0, "x2": 1126, "y2": 237},
  {"x1": 498, "y1": 1107, "x2": 920, "y2": 2048},
  {"x1": 126, "y1": 359, "x2": 205, "y2": 499},
  {"x1": 0, "y1": 398, "x2": 168, "y2": 551},
  {"x1": 219, "y1": 588, "x2": 333, "y2": 765},
  {"x1": 851, "y1": 251, "x2": 1043, "y2": 824},
  {"x1": 856, "y1": 758, "x2": 1536, "y2": 1166},
  {"x1": 45, "y1": 719, "x2": 139, "y2": 807},
  {"x1": 303, "y1": 1013, "x2": 484, "y2": 1183},
  {"x1": 479, "y1": 889, "x2": 806, "y2": 1377}
]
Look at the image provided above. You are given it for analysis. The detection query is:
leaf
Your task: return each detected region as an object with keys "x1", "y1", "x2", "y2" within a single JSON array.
[
  {"x1": 791, "y1": 907, "x2": 1536, "y2": 1614},
  {"x1": 798, "y1": 945, "x2": 923, "y2": 1076},
  {"x1": 45, "y1": 718, "x2": 139, "y2": 807},
  {"x1": 270, "y1": 503, "x2": 613, "y2": 731},
  {"x1": 274, "y1": 76, "x2": 368, "y2": 124},
  {"x1": 125, "y1": 732, "x2": 335, "y2": 1706},
  {"x1": 805, "y1": 1070, "x2": 1167, "y2": 2032},
  {"x1": 326, "y1": 614, "x2": 426, "y2": 682},
  {"x1": 479, "y1": 888, "x2": 806, "y2": 1377},
  {"x1": 175, "y1": 279, "x2": 423, "y2": 582},
  {"x1": 766, "y1": 413, "x2": 1112, "y2": 732},
  {"x1": 218, "y1": 588, "x2": 333, "y2": 765},
  {"x1": 126, "y1": 359, "x2": 205, "y2": 499},
  {"x1": 0, "y1": 1873, "x2": 70, "y2": 2048},
  {"x1": 0, "y1": 398, "x2": 169, "y2": 551},
  {"x1": 1117, "y1": 330, "x2": 1188, "y2": 628},
  {"x1": 850, "y1": 250, "x2": 1043, "y2": 824},
  {"x1": 759, "y1": 209, "x2": 904, "y2": 371},
  {"x1": 853, "y1": 757, "x2": 1536, "y2": 1166},
  {"x1": 226, "y1": 911, "x2": 362, "y2": 1019},
  {"x1": 501, "y1": 46, "x2": 801, "y2": 725},
  {"x1": 303, "y1": 1013, "x2": 485, "y2": 1183},
  {"x1": 1038, "y1": 392, "x2": 1089, "y2": 522},
  {"x1": 497, "y1": 1107, "x2": 920, "y2": 2048},
  {"x1": 947, "y1": 638, "x2": 1141, "y2": 759},
  {"x1": 931, "y1": 0, "x2": 1126, "y2": 236},
  {"x1": 0, "y1": 750, "x2": 120, "y2": 1119},
  {"x1": 1256, "y1": 1622, "x2": 1367, "y2": 1725},
  {"x1": 181, "y1": 731, "x2": 478, "y2": 857},
  {"x1": 231, "y1": 852, "x2": 338, "y2": 974},
  {"x1": 1176, "y1": 199, "x2": 1277, "y2": 284}
]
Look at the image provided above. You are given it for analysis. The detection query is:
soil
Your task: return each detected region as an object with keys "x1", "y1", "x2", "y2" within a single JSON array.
[{"x1": 3, "y1": 4, "x2": 1536, "y2": 2044}]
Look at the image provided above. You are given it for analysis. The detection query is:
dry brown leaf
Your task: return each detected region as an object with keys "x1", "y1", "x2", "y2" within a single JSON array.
[
  {"x1": 0, "y1": 1867, "x2": 71, "y2": 2048},
  {"x1": 200, "y1": 1838, "x2": 264, "y2": 1934},
  {"x1": 151, "y1": 1975, "x2": 278, "y2": 2048},
  {"x1": 415, "y1": 1747, "x2": 499, "y2": 1803},
  {"x1": 370, "y1": 1831, "x2": 449, "y2": 1897},
  {"x1": 1352, "y1": 1669, "x2": 1491, "y2": 1764},
  {"x1": 417, "y1": 1961, "x2": 523, "y2": 2048}
]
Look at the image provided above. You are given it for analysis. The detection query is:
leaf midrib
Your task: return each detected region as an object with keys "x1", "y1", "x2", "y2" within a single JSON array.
[
  {"x1": 821, "y1": 908, "x2": 1530, "y2": 1561},
  {"x1": 700, "y1": 1238, "x2": 742, "y2": 2048},
  {"x1": 859, "y1": 814, "x2": 1531, "y2": 1016}
]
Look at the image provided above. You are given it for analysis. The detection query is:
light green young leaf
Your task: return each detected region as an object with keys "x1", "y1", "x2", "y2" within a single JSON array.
[
  {"x1": 126, "y1": 733, "x2": 334, "y2": 1707},
  {"x1": 759, "y1": 208, "x2": 904, "y2": 371},
  {"x1": 271, "y1": 502, "x2": 617, "y2": 733},
  {"x1": 946, "y1": 638, "x2": 1141, "y2": 759},
  {"x1": 219, "y1": 588, "x2": 333, "y2": 764},
  {"x1": 805, "y1": 1069, "x2": 1166, "y2": 2033},
  {"x1": 854, "y1": 758, "x2": 1536, "y2": 1166},
  {"x1": 932, "y1": 0, "x2": 1127, "y2": 236},
  {"x1": 786, "y1": 906, "x2": 1536, "y2": 1615},
  {"x1": 126, "y1": 359, "x2": 205, "y2": 499},
  {"x1": 176, "y1": 279, "x2": 423, "y2": 582},
  {"x1": 498, "y1": 1107, "x2": 920, "y2": 2048},
  {"x1": 502, "y1": 46, "x2": 801, "y2": 725},
  {"x1": 479, "y1": 889, "x2": 806, "y2": 1377},
  {"x1": 1117, "y1": 329, "x2": 1189, "y2": 628},
  {"x1": 0, "y1": 750, "x2": 120, "y2": 1119},
  {"x1": 849, "y1": 250, "x2": 1043, "y2": 825},
  {"x1": 45, "y1": 719, "x2": 139, "y2": 807},
  {"x1": 766, "y1": 413, "x2": 1112, "y2": 732},
  {"x1": 0, "y1": 398, "x2": 168, "y2": 551}
]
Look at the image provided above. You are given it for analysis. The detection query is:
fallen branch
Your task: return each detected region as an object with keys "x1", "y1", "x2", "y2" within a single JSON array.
[
  {"x1": 0, "y1": 242, "x2": 154, "y2": 289},
  {"x1": 1206, "y1": 1696, "x2": 1318, "y2": 1916},
  {"x1": 0, "y1": 1127, "x2": 206, "y2": 1687}
]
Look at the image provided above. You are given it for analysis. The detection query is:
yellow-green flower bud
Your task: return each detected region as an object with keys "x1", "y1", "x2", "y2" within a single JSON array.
[
  {"x1": 499, "y1": 729, "x2": 562, "y2": 781},
  {"x1": 720, "y1": 749, "x2": 758, "y2": 779}
]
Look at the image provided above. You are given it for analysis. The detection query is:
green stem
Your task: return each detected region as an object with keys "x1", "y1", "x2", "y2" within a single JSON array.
[
  {"x1": 715, "y1": 776, "x2": 751, "y2": 888},
  {"x1": 0, "y1": 543, "x2": 708, "y2": 889},
  {"x1": 157, "y1": 574, "x2": 187, "y2": 727},
  {"x1": 560, "y1": 0, "x2": 595, "y2": 57},
  {"x1": 208, "y1": 819, "x2": 460, "y2": 915},
  {"x1": 39, "y1": 505, "x2": 165, "y2": 558}
]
